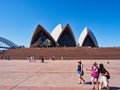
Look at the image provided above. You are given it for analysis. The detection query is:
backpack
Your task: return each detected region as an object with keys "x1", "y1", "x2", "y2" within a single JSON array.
[{"x1": 106, "y1": 70, "x2": 110, "y2": 79}]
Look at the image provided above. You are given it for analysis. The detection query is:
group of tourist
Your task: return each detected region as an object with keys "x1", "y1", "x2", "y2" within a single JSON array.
[
  {"x1": 27, "y1": 56, "x2": 45, "y2": 63},
  {"x1": 77, "y1": 61, "x2": 110, "y2": 90},
  {"x1": 27, "y1": 56, "x2": 35, "y2": 62}
]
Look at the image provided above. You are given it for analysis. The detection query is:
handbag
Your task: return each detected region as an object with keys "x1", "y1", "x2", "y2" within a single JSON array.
[
  {"x1": 106, "y1": 75, "x2": 110, "y2": 79},
  {"x1": 106, "y1": 70, "x2": 110, "y2": 79},
  {"x1": 81, "y1": 70, "x2": 84, "y2": 76}
]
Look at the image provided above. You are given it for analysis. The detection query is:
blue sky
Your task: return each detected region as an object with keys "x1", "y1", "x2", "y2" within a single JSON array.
[{"x1": 0, "y1": 0, "x2": 120, "y2": 47}]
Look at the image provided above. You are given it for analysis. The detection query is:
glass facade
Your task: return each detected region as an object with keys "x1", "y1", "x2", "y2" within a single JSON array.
[
  {"x1": 31, "y1": 29, "x2": 56, "y2": 47},
  {"x1": 58, "y1": 30, "x2": 76, "y2": 47},
  {"x1": 82, "y1": 34, "x2": 96, "y2": 47}
]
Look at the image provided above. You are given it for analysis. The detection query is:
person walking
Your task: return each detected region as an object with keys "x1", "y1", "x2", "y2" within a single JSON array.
[
  {"x1": 77, "y1": 61, "x2": 85, "y2": 84},
  {"x1": 99, "y1": 64, "x2": 110, "y2": 90},
  {"x1": 86, "y1": 62, "x2": 99, "y2": 90},
  {"x1": 41, "y1": 56, "x2": 44, "y2": 63}
]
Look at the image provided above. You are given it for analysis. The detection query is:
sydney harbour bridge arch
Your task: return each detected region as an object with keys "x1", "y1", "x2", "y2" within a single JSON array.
[{"x1": 0, "y1": 37, "x2": 18, "y2": 49}]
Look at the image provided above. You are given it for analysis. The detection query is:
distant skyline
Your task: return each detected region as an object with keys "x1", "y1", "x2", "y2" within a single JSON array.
[{"x1": 0, "y1": 0, "x2": 120, "y2": 47}]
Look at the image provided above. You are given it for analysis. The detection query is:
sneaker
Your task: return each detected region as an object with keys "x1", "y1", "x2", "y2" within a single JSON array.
[
  {"x1": 83, "y1": 80, "x2": 85, "y2": 84},
  {"x1": 91, "y1": 87, "x2": 95, "y2": 90},
  {"x1": 83, "y1": 82, "x2": 86, "y2": 84}
]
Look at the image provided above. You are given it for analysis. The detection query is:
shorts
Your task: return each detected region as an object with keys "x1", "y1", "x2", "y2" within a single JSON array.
[
  {"x1": 99, "y1": 76, "x2": 109, "y2": 87},
  {"x1": 77, "y1": 70, "x2": 82, "y2": 76},
  {"x1": 91, "y1": 76, "x2": 98, "y2": 81}
]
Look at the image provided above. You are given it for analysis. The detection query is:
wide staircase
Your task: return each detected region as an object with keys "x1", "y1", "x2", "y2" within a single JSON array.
[{"x1": 1, "y1": 47, "x2": 120, "y2": 60}]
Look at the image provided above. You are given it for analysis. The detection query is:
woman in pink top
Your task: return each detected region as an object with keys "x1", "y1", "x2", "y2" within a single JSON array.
[{"x1": 86, "y1": 62, "x2": 99, "y2": 90}]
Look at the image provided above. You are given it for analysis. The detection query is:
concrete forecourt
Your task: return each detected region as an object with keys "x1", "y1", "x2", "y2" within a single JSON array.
[{"x1": 0, "y1": 59, "x2": 120, "y2": 90}]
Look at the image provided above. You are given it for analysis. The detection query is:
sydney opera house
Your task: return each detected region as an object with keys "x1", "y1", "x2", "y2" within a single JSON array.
[
  {"x1": 1, "y1": 24, "x2": 120, "y2": 60},
  {"x1": 30, "y1": 24, "x2": 98, "y2": 48}
]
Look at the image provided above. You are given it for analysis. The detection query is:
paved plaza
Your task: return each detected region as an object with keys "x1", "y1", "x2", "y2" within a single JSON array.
[{"x1": 0, "y1": 59, "x2": 120, "y2": 90}]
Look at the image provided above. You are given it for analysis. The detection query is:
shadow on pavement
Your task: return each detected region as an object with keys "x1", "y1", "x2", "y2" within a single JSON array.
[
  {"x1": 109, "y1": 87, "x2": 120, "y2": 90},
  {"x1": 84, "y1": 82, "x2": 120, "y2": 90},
  {"x1": 84, "y1": 81, "x2": 92, "y2": 85}
]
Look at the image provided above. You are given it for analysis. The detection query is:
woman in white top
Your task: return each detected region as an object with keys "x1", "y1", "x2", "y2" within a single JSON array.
[{"x1": 99, "y1": 64, "x2": 110, "y2": 90}]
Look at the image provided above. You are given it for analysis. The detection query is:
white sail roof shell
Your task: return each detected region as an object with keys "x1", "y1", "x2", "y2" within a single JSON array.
[
  {"x1": 78, "y1": 27, "x2": 98, "y2": 47},
  {"x1": 51, "y1": 24, "x2": 63, "y2": 41}
]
